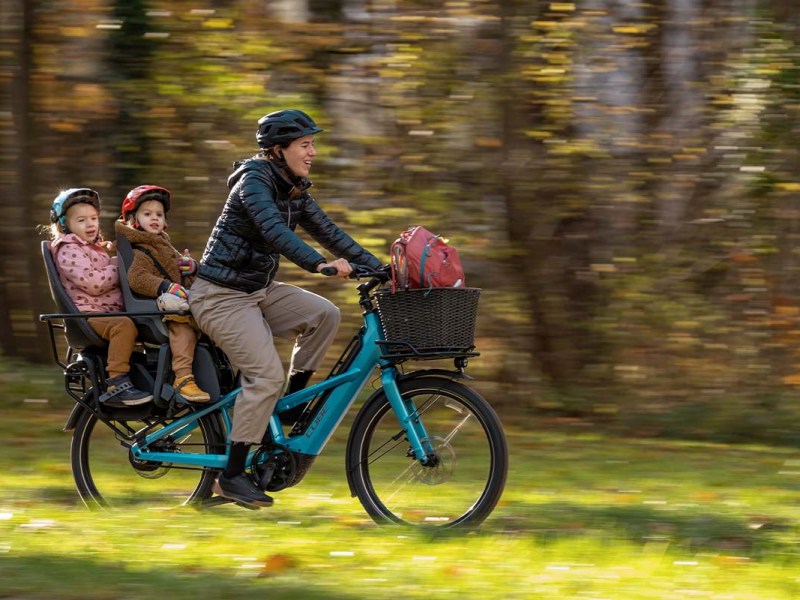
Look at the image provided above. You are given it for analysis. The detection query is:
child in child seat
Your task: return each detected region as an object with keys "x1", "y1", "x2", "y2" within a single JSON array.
[
  {"x1": 47, "y1": 188, "x2": 153, "y2": 407},
  {"x1": 114, "y1": 185, "x2": 210, "y2": 403}
]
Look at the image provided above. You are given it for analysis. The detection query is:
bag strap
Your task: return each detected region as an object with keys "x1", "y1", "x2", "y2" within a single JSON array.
[
  {"x1": 391, "y1": 243, "x2": 407, "y2": 293},
  {"x1": 418, "y1": 235, "x2": 440, "y2": 290},
  {"x1": 132, "y1": 244, "x2": 174, "y2": 281}
]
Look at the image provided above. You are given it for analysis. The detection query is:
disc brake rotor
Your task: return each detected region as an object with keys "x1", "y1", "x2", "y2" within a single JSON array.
[{"x1": 411, "y1": 436, "x2": 455, "y2": 485}]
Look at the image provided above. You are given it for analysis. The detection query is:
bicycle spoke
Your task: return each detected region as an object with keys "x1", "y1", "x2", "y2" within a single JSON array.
[
  {"x1": 350, "y1": 378, "x2": 507, "y2": 528},
  {"x1": 72, "y1": 408, "x2": 225, "y2": 508}
]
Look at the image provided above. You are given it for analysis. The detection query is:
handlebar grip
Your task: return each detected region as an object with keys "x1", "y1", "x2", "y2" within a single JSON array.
[{"x1": 320, "y1": 266, "x2": 338, "y2": 276}]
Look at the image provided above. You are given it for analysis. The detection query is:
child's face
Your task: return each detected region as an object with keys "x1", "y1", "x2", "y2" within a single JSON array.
[
  {"x1": 65, "y1": 203, "x2": 100, "y2": 243},
  {"x1": 135, "y1": 200, "x2": 166, "y2": 235}
]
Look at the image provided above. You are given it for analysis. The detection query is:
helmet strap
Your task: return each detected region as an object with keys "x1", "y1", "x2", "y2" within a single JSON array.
[{"x1": 126, "y1": 213, "x2": 143, "y2": 230}]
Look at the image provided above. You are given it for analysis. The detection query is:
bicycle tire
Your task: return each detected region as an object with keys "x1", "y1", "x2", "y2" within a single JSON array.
[
  {"x1": 347, "y1": 376, "x2": 508, "y2": 529},
  {"x1": 71, "y1": 404, "x2": 227, "y2": 509}
]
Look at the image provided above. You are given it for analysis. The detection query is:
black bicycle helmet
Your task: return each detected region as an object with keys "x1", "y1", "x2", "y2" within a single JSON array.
[{"x1": 256, "y1": 109, "x2": 323, "y2": 149}]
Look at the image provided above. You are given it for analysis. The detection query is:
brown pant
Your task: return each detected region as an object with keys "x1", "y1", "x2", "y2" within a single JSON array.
[
  {"x1": 189, "y1": 278, "x2": 341, "y2": 443},
  {"x1": 167, "y1": 321, "x2": 199, "y2": 379},
  {"x1": 88, "y1": 316, "x2": 138, "y2": 379}
]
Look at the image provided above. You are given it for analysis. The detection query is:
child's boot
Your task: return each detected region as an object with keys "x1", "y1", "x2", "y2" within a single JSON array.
[
  {"x1": 100, "y1": 374, "x2": 153, "y2": 407},
  {"x1": 174, "y1": 374, "x2": 211, "y2": 403}
]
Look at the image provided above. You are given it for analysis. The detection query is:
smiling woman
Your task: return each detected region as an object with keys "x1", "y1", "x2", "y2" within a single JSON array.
[{"x1": 189, "y1": 109, "x2": 383, "y2": 508}]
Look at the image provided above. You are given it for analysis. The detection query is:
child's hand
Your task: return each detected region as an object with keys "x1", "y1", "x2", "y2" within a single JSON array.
[
  {"x1": 178, "y1": 248, "x2": 197, "y2": 276},
  {"x1": 100, "y1": 240, "x2": 116, "y2": 251},
  {"x1": 166, "y1": 283, "x2": 188, "y2": 300}
]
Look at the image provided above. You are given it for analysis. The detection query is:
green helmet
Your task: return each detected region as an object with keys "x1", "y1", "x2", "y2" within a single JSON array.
[{"x1": 256, "y1": 109, "x2": 323, "y2": 149}]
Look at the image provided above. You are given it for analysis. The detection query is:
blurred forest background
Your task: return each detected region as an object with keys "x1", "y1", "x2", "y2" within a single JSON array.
[{"x1": 2, "y1": 0, "x2": 800, "y2": 441}]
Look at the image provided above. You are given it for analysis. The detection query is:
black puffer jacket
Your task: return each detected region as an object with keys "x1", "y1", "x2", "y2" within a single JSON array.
[{"x1": 198, "y1": 157, "x2": 381, "y2": 293}]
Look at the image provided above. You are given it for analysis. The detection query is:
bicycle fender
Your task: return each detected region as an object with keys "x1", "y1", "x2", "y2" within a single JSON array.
[
  {"x1": 63, "y1": 403, "x2": 89, "y2": 431},
  {"x1": 396, "y1": 368, "x2": 473, "y2": 383}
]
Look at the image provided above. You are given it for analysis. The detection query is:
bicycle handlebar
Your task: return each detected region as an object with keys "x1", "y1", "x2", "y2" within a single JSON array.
[{"x1": 320, "y1": 263, "x2": 391, "y2": 282}]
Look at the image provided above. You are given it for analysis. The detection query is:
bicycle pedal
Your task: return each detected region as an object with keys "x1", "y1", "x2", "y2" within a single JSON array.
[
  {"x1": 200, "y1": 496, "x2": 233, "y2": 509},
  {"x1": 201, "y1": 495, "x2": 261, "y2": 510}
]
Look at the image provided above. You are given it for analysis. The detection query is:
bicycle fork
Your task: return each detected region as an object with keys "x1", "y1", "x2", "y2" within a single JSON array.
[{"x1": 380, "y1": 367, "x2": 436, "y2": 464}]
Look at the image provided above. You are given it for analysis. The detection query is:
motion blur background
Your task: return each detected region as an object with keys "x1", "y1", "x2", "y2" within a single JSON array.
[{"x1": 2, "y1": 0, "x2": 799, "y2": 442}]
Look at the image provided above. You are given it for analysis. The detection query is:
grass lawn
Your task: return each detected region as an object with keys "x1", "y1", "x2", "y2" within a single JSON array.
[{"x1": 2, "y1": 361, "x2": 800, "y2": 599}]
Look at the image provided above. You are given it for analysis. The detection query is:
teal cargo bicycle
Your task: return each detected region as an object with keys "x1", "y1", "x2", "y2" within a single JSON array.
[{"x1": 40, "y1": 240, "x2": 508, "y2": 529}]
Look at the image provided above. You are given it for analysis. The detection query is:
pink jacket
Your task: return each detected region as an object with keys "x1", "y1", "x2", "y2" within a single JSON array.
[{"x1": 51, "y1": 233, "x2": 124, "y2": 313}]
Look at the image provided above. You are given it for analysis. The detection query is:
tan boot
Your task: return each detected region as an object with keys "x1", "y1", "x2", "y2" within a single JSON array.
[{"x1": 174, "y1": 375, "x2": 211, "y2": 403}]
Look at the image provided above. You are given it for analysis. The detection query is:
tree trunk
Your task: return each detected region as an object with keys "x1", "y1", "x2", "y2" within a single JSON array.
[{"x1": 0, "y1": 0, "x2": 50, "y2": 362}]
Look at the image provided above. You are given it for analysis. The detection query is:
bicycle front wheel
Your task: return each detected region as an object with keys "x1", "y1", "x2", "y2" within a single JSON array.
[
  {"x1": 71, "y1": 404, "x2": 227, "y2": 509},
  {"x1": 347, "y1": 376, "x2": 508, "y2": 529}
]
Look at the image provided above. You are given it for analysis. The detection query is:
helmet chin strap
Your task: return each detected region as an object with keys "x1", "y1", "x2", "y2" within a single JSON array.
[
  {"x1": 58, "y1": 214, "x2": 72, "y2": 234},
  {"x1": 268, "y1": 148, "x2": 300, "y2": 182}
]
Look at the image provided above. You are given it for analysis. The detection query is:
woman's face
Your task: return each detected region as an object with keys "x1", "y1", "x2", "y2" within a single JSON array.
[{"x1": 280, "y1": 134, "x2": 316, "y2": 178}]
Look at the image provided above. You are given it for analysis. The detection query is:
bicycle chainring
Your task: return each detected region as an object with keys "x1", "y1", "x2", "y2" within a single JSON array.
[{"x1": 251, "y1": 445, "x2": 297, "y2": 492}]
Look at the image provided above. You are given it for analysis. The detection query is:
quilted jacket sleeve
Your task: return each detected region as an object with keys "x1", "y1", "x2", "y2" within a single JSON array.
[
  {"x1": 239, "y1": 171, "x2": 326, "y2": 272},
  {"x1": 300, "y1": 194, "x2": 382, "y2": 269}
]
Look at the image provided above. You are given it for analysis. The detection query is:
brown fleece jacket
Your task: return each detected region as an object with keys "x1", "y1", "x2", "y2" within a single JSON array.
[{"x1": 114, "y1": 220, "x2": 196, "y2": 298}]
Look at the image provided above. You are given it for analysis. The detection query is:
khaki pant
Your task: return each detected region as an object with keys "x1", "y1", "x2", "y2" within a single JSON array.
[
  {"x1": 167, "y1": 321, "x2": 199, "y2": 379},
  {"x1": 88, "y1": 316, "x2": 138, "y2": 378},
  {"x1": 189, "y1": 278, "x2": 341, "y2": 443}
]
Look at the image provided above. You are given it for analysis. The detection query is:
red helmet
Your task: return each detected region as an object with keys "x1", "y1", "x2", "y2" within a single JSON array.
[{"x1": 121, "y1": 185, "x2": 171, "y2": 219}]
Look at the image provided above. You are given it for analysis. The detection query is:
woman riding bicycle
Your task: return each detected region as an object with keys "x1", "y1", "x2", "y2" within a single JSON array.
[{"x1": 189, "y1": 109, "x2": 382, "y2": 508}]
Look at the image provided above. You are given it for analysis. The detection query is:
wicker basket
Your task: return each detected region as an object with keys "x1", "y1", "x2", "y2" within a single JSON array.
[{"x1": 374, "y1": 288, "x2": 480, "y2": 359}]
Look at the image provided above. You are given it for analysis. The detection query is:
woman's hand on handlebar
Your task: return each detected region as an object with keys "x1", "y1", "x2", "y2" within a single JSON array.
[
  {"x1": 318, "y1": 262, "x2": 392, "y2": 282},
  {"x1": 317, "y1": 258, "x2": 353, "y2": 279}
]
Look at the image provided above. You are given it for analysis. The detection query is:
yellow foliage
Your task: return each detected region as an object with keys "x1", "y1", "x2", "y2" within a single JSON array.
[{"x1": 782, "y1": 374, "x2": 800, "y2": 385}]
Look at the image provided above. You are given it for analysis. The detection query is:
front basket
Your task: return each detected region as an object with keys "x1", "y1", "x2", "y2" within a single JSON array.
[{"x1": 374, "y1": 287, "x2": 480, "y2": 361}]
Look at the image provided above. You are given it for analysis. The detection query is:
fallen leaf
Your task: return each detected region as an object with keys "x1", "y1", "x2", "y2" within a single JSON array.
[{"x1": 259, "y1": 554, "x2": 297, "y2": 577}]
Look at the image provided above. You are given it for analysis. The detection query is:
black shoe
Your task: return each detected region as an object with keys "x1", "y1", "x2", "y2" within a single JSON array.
[
  {"x1": 212, "y1": 473, "x2": 274, "y2": 508},
  {"x1": 100, "y1": 374, "x2": 153, "y2": 407}
]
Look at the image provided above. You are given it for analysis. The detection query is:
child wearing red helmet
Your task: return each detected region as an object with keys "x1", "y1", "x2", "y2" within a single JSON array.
[
  {"x1": 45, "y1": 188, "x2": 153, "y2": 406},
  {"x1": 115, "y1": 185, "x2": 210, "y2": 403}
]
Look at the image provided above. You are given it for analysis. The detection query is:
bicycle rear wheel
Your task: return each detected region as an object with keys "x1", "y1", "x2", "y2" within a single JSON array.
[
  {"x1": 71, "y1": 403, "x2": 227, "y2": 509},
  {"x1": 347, "y1": 376, "x2": 508, "y2": 529}
]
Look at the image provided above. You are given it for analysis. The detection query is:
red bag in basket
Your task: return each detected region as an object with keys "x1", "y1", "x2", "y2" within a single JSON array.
[{"x1": 390, "y1": 226, "x2": 465, "y2": 291}]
